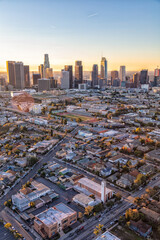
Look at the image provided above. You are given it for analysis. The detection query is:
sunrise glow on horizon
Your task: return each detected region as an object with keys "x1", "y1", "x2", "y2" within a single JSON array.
[{"x1": 0, "y1": 0, "x2": 160, "y2": 72}]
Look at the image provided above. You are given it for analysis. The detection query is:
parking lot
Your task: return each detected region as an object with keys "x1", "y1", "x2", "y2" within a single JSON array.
[
  {"x1": 31, "y1": 177, "x2": 84, "y2": 216},
  {"x1": 0, "y1": 223, "x2": 15, "y2": 240}
]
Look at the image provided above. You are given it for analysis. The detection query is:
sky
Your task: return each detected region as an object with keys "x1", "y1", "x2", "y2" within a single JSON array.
[{"x1": 0, "y1": 0, "x2": 160, "y2": 71}]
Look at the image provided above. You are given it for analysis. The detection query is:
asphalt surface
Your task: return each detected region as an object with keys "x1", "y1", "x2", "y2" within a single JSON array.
[
  {"x1": 60, "y1": 176, "x2": 160, "y2": 240},
  {"x1": 0, "y1": 223, "x2": 15, "y2": 240},
  {"x1": 0, "y1": 209, "x2": 34, "y2": 240},
  {"x1": 31, "y1": 177, "x2": 84, "y2": 217},
  {"x1": 0, "y1": 123, "x2": 160, "y2": 240}
]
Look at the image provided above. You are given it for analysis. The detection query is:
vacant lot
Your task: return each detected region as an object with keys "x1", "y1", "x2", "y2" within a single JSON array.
[{"x1": 111, "y1": 225, "x2": 144, "y2": 240}]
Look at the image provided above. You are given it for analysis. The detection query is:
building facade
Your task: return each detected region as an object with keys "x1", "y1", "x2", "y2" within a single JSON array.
[
  {"x1": 61, "y1": 70, "x2": 70, "y2": 89},
  {"x1": 75, "y1": 61, "x2": 83, "y2": 88},
  {"x1": 24, "y1": 65, "x2": 30, "y2": 87},
  {"x1": 38, "y1": 78, "x2": 50, "y2": 91},
  {"x1": 34, "y1": 203, "x2": 77, "y2": 238},
  {"x1": 92, "y1": 64, "x2": 98, "y2": 87},
  {"x1": 65, "y1": 65, "x2": 73, "y2": 88}
]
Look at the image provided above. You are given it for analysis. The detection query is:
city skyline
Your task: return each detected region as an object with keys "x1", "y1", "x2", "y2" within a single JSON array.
[{"x1": 0, "y1": 0, "x2": 160, "y2": 71}]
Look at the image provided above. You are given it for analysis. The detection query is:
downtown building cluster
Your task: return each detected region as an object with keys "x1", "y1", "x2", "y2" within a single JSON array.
[{"x1": 2, "y1": 54, "x2": 160, "y2": 92}]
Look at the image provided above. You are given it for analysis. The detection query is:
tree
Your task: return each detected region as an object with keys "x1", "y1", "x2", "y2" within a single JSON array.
[
  {"x1": 115, "y1": 192, "x2": 122, "y2": 201},
  {"x1": 134, "y1": 174, "x2": 146, "y2": 186},
  {"x1": 78, "y1": 212, "x2": 83, "y2": 219},
  {"x1": 41, "y1": 107, "x2": 46, "y2": 115},
  {"x1": 93, "y1": 229, "x2": 99, "y2": 236},
  {"x1": 76, "y1": 118, "x2": 82, "y2": 123},
  {"x1": 93, "y1": 203, "x2": 103, "y2": 213},
  {"x1": 97, "y1": 224, "x2": 103, "y2": 231},
  {"x1": 41, "y1": 171, "x2": 46, "y2": 178},
  {"x1": 84, "y1": 206, "x2": 93, "y2": 216},
  {"x1": 126, "y1": 221, "x2": 130, "y2": 228},
  {"x1": 125, "y1": 208, "x2": 139, "y2": 221},
  {"x1": 30, "y1": 201, "x2": 35, "y2": 207},
  {"x1": 63, "y1": 119, "x2": 67, "y2": 125},
  {"x1": 4, "y1": 223, "x2": 12, "y2": 229}
]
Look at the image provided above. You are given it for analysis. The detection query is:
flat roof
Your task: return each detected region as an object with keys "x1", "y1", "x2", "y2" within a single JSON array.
[
  {"x1": 96, "y1": 231, "x2": 121, "y2": 240},
  {"x1": 36, "y1": 203, "x2": 76, "y2": 226},
  {"x1": 73, "y1": 193, "x2": 94, "y2": 205}
]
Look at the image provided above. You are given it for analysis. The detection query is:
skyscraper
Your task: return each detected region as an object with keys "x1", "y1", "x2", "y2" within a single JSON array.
[
  {"x1": 33, "y1": 74, "x2": 41, "y2": 85},
  {"x1": 24, "y1": 65, "x2": 30, "y2": 87},
  {"x1": 119, "y1": 66, "x2": 126, "y2": 83},
  {"x1": 133, "y1": 73, "x2": 139, "y2": 88},
  {"x1": 111, "y1": 70, "x2": 119, "y2": 85},
  {"x1": 139, "y1": 70, "x2": 149, "y2": 84},
  {"x1": 6, "y1": 61, "x2": 15, "y2": 87},
  {"x1": 153, "y1": 68, "x2": 160, "y2": 86},
  {"x1": 38, "y1": 64, "x2": 44, "y2": 78},
  {"x1": 45, "y1": 68, "x2": 53, "y2": 79},
  {"x1": 14, "y1": 62, "x2": 25, "y2": 89},
  {"x1": 75, "y1": 61, "x2": 83, "y2": 88},
  {"x1": 92, "y1": 64, "x2": 98, "y2": 87},
  {"x1": 44, "y1": 54, "x2": 50, "y2": 69},
  {"x1": 100, "y1": 57, "x2": 107, "y2": 80},
  {"x1": 61, "y1": 70, "x2": 70, "y2": 89},
  {"x1": 65, "y1": 65, "x2": 73, "y2": 88}
]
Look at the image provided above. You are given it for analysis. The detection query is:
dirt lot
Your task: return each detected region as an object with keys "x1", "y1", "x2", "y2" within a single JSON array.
[
  {"x1": 111, "y1": 224, "x2": 160, "y2": 240},
  {"x1": 111, "y1": 225, "x2": 144, "y2": 240}
]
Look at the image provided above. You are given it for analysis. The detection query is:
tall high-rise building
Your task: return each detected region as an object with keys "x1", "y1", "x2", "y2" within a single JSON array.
[
  {"x1": 50, "y1": 77, "x2": 57, "y2": 89},
  {"x1": 75, "y1": 61, "x2": 83, "y2": 88},
  {"x1": 65, "y1": 65, "x2": 73, "y2": 88},
  {"x1": 61, "y1": 70, "x2": 70, "y2": 89},
  {"x1": 38, "y1": 64, "x2": 44, "y2": 78},
  {"x1": 44, "y1": 54, "x2": 50, "y2": 69},
  {"x1": 100, "y1": 57, "x2": 107, "y2": 80},
  {"x1": 153, "y1": 68, "x2": 160, "y2": 86},
  {"x1": 92, "y1": 64, "x2": 98, "y2": 87},
  {"x1": 111, "y1": 70, "x2": 119, "y2": 85},
  {"x1": 45, "y1": 68, "x2": 53, "y2": 79},
  {"x1": 24, "y1": 65, "x2": 30, "y2": 87},
  {"x1": 139, "y1": 70, "x2": 149, "y2": 84},
  {"x1": 14, "y1": 62, "x2": 25, "y2": 89},
  {"x1": 6, "y1": 61, "x2": 15, "y2": 87},
  {"x1": 154, "y1": 68, "x2": 160, "y2": 77},
  {"x1": 133, "y1": 73, "x2": 139, "y2": 88},
  {"x1": 119, "y1": 66, "x2": 126, "y2": 83},
  {"x1": 33, "y1": 74, "x2": 41, "y2": 85},
  {"x1": 43, "y1": 54, "x2": 50, "y2": 78}
]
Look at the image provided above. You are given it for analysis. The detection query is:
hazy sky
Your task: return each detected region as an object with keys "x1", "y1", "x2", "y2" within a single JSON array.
[{"x1": 0, "y1": 0, "x2": 160, "y2": 71}]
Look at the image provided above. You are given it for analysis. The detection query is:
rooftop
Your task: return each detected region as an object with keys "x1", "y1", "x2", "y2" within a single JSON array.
[
  {"x1": 95, "y1": 231, "x2": 121, "y2": 240},
  {"x1": 77, "y1": 177, "x2": 112, "y2": 195}
]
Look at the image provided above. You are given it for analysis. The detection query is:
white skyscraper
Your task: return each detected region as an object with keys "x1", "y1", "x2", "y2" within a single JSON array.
[
  {"x1": 101, "y1": 180, "x2": 106, "y2": 203},
  {"x1": 61, "y1": 70, "x2": 70, "y2": 89},
  {"x1": 120, "y1": 66, "x2": 126, "y2": 83}
]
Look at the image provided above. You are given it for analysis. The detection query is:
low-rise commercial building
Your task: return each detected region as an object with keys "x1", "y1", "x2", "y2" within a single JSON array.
[
  {"x1": 34, "y1": 203, "x2": 77, "y2": 238},
  {"x1": 77, "y1": 178, "x2": 113, "y2": 202}
]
